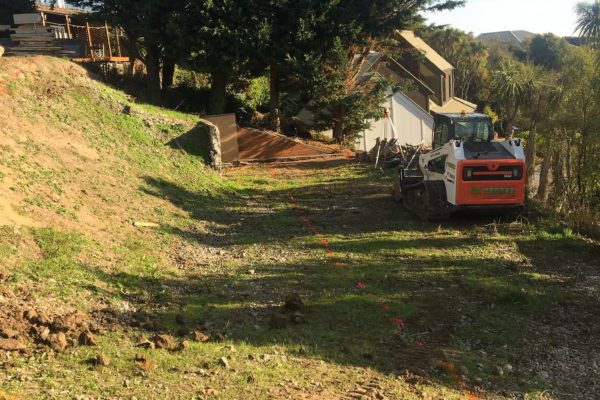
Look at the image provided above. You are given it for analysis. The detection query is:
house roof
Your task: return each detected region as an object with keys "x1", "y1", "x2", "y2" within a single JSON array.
[
  {"x1": 476, "y1": 31, "x2": 536, "y2": 45},
  {"x1": 396, "y1": 30, "x2": 454, "y2": 72},
  {"x1": 429, "y1": 97, "x2": 477, "y2": 114}
]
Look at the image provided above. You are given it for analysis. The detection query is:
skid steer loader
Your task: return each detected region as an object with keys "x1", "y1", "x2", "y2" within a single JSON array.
[{"x1": 393, "y1": 113, "x2": 527, "y2": 222}]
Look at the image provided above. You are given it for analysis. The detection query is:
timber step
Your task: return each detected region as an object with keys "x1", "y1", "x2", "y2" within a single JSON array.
[
  {"x1": 11, "y1": 48, "x2": 63, "y2": 52},
  {"x1": 12, "y1": 41, "x2": 57, "y2": 46},
  {"x1": 10, "y1": 35, "x2": 55, "y2": 40},
  {"x1": 8, "y1": 25, "x2": 66, "y2": 56}
]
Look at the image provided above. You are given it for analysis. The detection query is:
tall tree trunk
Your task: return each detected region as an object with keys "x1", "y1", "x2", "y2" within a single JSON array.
[
  {"x1": 332, "y1": 105, "x2": 345, "y2": 143},
  {"x1": 269, "y1": 62, "x2": 281, "y2": 133},
  {"x1": 565, "y1": 135, "x2": 573, "y2": 210},
  {"x1": 332, "y1": 122, "x2": 344, "y2": 143},
  {"x1": 536, "y1": 142, "x2": 552, "y2": 203},
  {"x1": 550, "y1": 138, "x2": 566, "y2": 212},
  {"x1": 145, "y1": 42, "x2": 162, "y2": 104},
  {"x1": 576, "y1": 133, "x2": 587, "y2": 206},
  {"x1": 162, "y1": 60, "x2": 176, "y2": 94},
  {"x1": 525, "y1": 125, "x2": 537, "y2": 196},
  {"x1": 209, "y1": 70, "x2": 227, "y2": 115},
  {"x1": 505, "y1": 100, "x2": 518, "y2": 138},
  {"x1": 124, "y1": 33, "x2": 140, "y2": 78}
]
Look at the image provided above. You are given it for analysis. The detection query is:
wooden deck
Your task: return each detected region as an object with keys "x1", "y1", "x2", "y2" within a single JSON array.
[
  {"x1": 72, "y1": 56, "x2": 130, "y2": 63},
  {"x1": 8, "y1": 11, "x2": 129, "y2": 63}
]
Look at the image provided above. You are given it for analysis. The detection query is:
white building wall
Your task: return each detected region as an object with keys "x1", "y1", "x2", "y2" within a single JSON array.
[{"x1": 357, "y1": 92, "x2": 434, "y2": 153}]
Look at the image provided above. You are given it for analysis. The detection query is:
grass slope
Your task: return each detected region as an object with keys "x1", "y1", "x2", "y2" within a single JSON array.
[{"x1": 0, "y1": 57, "x2": 599, "y2": 400}]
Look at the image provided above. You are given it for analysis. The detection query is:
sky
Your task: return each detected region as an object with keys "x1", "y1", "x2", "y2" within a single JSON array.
[{"x1": 422, "y1": 0, "x2": 581, "y2": 37}]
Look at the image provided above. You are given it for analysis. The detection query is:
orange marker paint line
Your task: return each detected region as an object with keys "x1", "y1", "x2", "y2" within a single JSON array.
[{"x1": 438, "y1": 361, "x2": 483, "y2": 400}]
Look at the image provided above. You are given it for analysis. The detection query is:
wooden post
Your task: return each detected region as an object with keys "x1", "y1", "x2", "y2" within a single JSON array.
[
  {"x1": 65, "y1": 15, "x2": 71, "y2": 39},
  {"x1": 86, "y1": 22, "x2": 94, "y2": 60},
  {"x1": 115, "y1": 28, "x2": 122, "y2": 57},
  {"x1": 104, "y1": 22, "x2": 113, "y2": 59}
]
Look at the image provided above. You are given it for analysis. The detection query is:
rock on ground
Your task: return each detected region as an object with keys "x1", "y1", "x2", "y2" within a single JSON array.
[
  {"x1": 79, "y1": 331, "x2": 97, "y2": 346},
  {"x1": 192, "y1": 331, "x2": 210, "y2": 342},
  {"x1": 0, "y1": 338, "x2": 26, "y2": 351},
  {"x1": 96, "y1": 354, "x2": 110, "y2": 366},
  {"x1": 49, "y1": 332, "x2": 67, "y2": 353},
  {"x1": 284, "y1": 293, "x2": 304, "y2": 312},
  {"x1": 153, "y1": 334, "x2": 174, "y2": 350}
]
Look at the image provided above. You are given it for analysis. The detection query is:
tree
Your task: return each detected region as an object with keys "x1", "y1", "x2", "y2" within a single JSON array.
[
  {"x1": 67, "y1": 0, "x2": 187, "y2": 103},
  {"x1": 416, "y1": 24, "x2": 489, "y2": 101},
  {"x1": 490, "y1": 59, "x2": 528, "y2": 136},
  {"x1": 0, "y1": 0, "x2": 35, "y2": 24},
  {"x1": 307, "y1": 39, "x2": 390, "y2": 143},
  {"x1": 183, "y1": 0, "x2": 260, "y2": 115},
  {"x1": 552, "y1": 46, "x2": 600, "y2": 210},
  {"x1": 575, "y1": 1, "x2": 600, "y2": 47},
  {"x1": 527, "y1": 34, "x2": 568, "y2": 70},
  {"x1": 301, "y1": 0, "x2": 465, "y2": 141},
  {"x1": 519, "y1": 65, "x2": 561, "y2": 192},
  {"x1": 253, "y1": 0, "x2": 326, "y2": 132}
]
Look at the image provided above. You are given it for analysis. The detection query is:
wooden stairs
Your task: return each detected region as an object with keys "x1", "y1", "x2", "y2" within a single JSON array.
[{"x1": 7, "y1": 25, "x2": 75, "y2": 57}]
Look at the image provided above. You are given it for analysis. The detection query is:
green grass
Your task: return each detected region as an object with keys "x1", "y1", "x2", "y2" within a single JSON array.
[
  {"x1": 3, "y1": 162, "x2": 598, "y2": 399},
  {"x1": 1, "y1": 58, "x2": 598, "y2": 399}
]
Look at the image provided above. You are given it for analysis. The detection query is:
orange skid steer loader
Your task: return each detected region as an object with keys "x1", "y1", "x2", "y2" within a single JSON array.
[{"x1": 393, "y1": 113, "x2": 527, "y2": 222}]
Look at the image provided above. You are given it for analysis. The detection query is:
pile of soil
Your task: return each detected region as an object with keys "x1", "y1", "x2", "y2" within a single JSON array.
[
  {"x1": 237, "y1": 128, "x2": 340, "y2": 162},
  {"x1": 0, "y1": 286, "x2": 97, "y2": 356}
]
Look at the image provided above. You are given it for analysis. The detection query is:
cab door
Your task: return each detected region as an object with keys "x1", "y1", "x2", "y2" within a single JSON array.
[{"x1": 433, "y1": 121, "x2": 450, "y2": 149}]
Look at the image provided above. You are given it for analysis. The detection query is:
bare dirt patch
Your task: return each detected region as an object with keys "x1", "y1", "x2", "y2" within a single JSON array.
[{"x1": 238, "y1": 128, "x2": 340, "y2": 161}]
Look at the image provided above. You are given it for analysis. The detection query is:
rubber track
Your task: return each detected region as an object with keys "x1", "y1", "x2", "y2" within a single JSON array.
[{"x1": 403, "y1": 181, "x2": 450, "y2": 222}]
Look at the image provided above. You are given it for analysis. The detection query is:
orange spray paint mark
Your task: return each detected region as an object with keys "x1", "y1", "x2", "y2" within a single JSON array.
[
  {"x1": 392, "y1": 317, "x2": 406, "y2": 329},
  {"x1": 438, "y1": 361, "x2": 483, "y2": 400}
]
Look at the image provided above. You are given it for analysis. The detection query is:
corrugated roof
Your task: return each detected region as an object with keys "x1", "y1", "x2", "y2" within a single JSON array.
[
  {"x1": 397, "y1": 30, "x2": 454, "y2": 72},
  {"x1": 429, "y1": 97, "x2": 477, "y2": 114}
]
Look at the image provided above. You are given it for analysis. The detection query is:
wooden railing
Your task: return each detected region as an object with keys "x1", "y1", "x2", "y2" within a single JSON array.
[{"x1": 45, "y1": 18, "x2": 128, "y2": 62}]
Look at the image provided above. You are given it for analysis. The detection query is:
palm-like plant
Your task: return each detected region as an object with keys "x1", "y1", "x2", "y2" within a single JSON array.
[
  {"x1": 575, "y1": 1, "x2": 600, "y2": 46},
  {"x1": 491, "y1": 59, "x2": 527, "y2": 135},
  {"x1": 520, "y1": 65, "x2": 562, "y2": 191}
]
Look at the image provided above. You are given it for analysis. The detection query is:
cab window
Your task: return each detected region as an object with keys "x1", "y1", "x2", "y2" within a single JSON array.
[
  {"x1": 433, "y1": 123, "x2": 449, "y2": 149},
  {"x1": 455, "y1": 121, "x2": 493, "y2": 143},
  {"x1": 428, "y1": 155, "x2": 447, "y2": 174}
]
